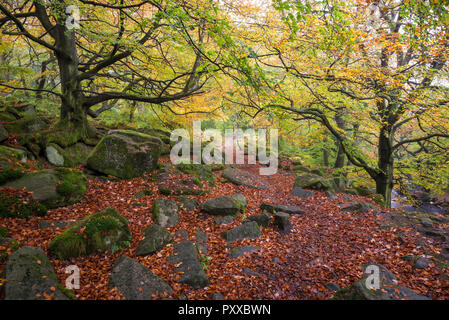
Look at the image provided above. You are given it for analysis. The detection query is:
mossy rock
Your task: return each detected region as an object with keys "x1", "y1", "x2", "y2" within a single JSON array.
[
  {"x1": 46, "y1": 143, "x2": 94, "y2": 167},
  {"x1": 87, "y1": 130, "x2": 162, "y2": 179},
  {"x1": 48, "y1": 208, "x2": 131, "y2": 260},
  {"x1": 1, "y1": 246, "x2": 69, "y2": 300},
  {"x1": 152, "y1": 198, "x2": 179, "y2": 227},
  {"x1": 4, "y1": 115, "x2": 49, "y2": 135},
  {"x1": 2, "y1": 168, "x2": 87, "y2": 209},
  {"x1": 176, "y1": 163, "x2": 215, "y2": 185},
  {"x1": 0, "y1": 145, "x2": 27, "y2": 163},
  {"x1": 294, "y1": 173, "x2": 337, "y2": 192},
  {"x1": 200, "y1": 194, "x2": 247, "y2": 216}
]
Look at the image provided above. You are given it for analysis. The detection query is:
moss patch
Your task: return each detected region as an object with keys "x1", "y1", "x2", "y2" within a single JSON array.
[{"x1": 48, "y1": 208, "x2": 131, "y2": 260}]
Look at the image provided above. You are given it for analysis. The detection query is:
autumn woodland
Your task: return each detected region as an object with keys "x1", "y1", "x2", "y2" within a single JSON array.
[{"x1": 0, "y1": 0, "x2": 449, "y2": 301}]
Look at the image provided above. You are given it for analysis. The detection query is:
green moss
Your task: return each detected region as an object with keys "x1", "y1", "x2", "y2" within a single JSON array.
[
  {"x1": 193, "y1": 176, "x2": 203, "y2": 188},
  {"x1": 48, "y1": 208, "x2": 131, "y2": 260},
  {"x1": 371, "y1": 193, "x2": 385, "y2": 207},
  {"x1": 55, "y1": 168, "x2": 87, "y2": 197},
  {"x1": 57, "y1": 283, "x2": 77, "y2": 300},
  {"x1": 48, "y1": 231, "x2": 87, "y2": 260},
  {"x1": 134, "y1": 189, "x2": 154, "y2": 199},
  {"x1": 0, "y1": 166, "x2": 25, "y2": 185},
  {"x1": 176, "y1": 163, "x2": 215, "y2": 184},
  {"x1": 158, "y1": 185, "x2": 172, "y2": 196}
]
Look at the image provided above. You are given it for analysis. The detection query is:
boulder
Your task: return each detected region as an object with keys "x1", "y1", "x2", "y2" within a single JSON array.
[
  {"x1": 48, "y1": 208, "x2": 131, "y2": 260},
  {"x1": 167, "y1": 241, "x2": 209, "y2": 289},
  {"x1": 110, "y1": 255, "x2": 173, "y2": 300},
  {"x1": 195, "y1": 229, "x2": 208, "y2": 255},
  {"x1": 260, "y1": 202, "x2": 304, "y2": 215},
  {"x1": 1, "y1": 246, "x2": 69, "y2": 300},
  {"x1": 214, "y1": 216, "x2": 235, "y2": 225},
  {"x1": 200, "y1": 194, "x2": 247, "y2": 216},
  {"x1": 273, "y1": 212, "x2": 291, "y2": 235},
  {"x1": 222, "y1": 167, "x2": 269, "y2": 189},
  {"x1": 294, "y1": 173, "x2": 337, "y2": 192},
  {"x1": 152, "y1": 198, "x2": 179, "y2": 227},
  {"x1": 136, "y1": 224, "x2": 173, "y2": 256},
  {"x1": 87, "y1": 130, "x2": 162, "y2": 179},
  {"x1": 290, "y1": 187, "x2": 315, "y2": 199},
  {"x1": 222, "y1": 221, "x2": 261, "y2": 242},
  {"x1": 3, "y1": 168, "x2": 87, "y2": 209},
  {"x1": 244, "y1": 212, "x2": 271, "y2": 227},
  {"x1": 0, "y1": 145, "x2": 27, "y2": 163},
  {"x1": 4, "y1": 115, "x2": 48, "y2": 134},
  {"x1": 177, "y1": 196, "x2": 199, "y2": 211},
  {"x1": 228, "y1": 246, "x2": 260, "y2": 258},
  {"x1": 332, "y1": 264, "x2": 429, "y2": 300},
  {"x1": 46, "y1": 143, "x2": 93, "y2": 167},
  {"x1": 339, "y1": 201, "x2": 379, "y2": 214}
]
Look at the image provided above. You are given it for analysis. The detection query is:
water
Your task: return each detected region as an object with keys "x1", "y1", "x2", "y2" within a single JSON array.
[{"x1": 391, "y1": 189, "x2": 448, "y2": 215}]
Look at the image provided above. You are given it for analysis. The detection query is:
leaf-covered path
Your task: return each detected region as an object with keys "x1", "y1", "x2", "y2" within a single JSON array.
[{"x1": 1, "y1": 157, "x2": 449, "y2": 300}]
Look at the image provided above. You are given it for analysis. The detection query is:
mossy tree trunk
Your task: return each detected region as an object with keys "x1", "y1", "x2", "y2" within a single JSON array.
[{"x1": 53, "y1": 25, "x2": 95, "y2": 146}]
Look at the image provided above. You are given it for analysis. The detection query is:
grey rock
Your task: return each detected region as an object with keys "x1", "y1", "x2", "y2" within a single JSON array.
[
  {"x1": 1, "y1": 246, "x2": 68, "y2": 300},
  {"x1": 413, "y1": 257, "x2": 432, "y2": 270},
  {"x1": 244, "y1": 211, "x2": 271, "y2": 227},
  {"x1": 222, "y1": 167, "x2": 269, "y2": 189},
  {"x1": 110, "y1": 255, "x2": 173, "y2": 299},
  {"x1": 86, "y1": 130, "x2": 162, "y2": 179},
  {"x1": 45, "y1": 145, "x2": 65, "y2": 166},
  {"x1": 273, "y1": 212, "x2": 291, "y2": 235},
  {"x1": 260, "y1": 203, "x2": 304, "y2": 215},
  {"x1": 333, "y1": 264, "x2": 429, "y2": 300},
  {"x1": 339, "y1": 201, "x2": 379, "y2": 214},
  {"x1": 136, "y1": 224, "x2": 173, "y2": 256},
  {"x1": 290, "y1": 187, "x2": 315, "y2": 199},
  {"x1": 242, "y1": 268, "x2": 261, "y2": 277},
  {"x1": 152, "y1": 198, "x2": 179, "y2": 227},
  {"x1": 325, "y1": 282, "x2": 341, "y2": 291},
  {"x1": 214, "y1": 216, "x2": 235, "y2": 225},
  {"x1": 210, "y1": 292, "x2": 224, "y2": 300},
  {"x1": 222, "y1": 221, "x2": 261, "y2": 242},
  {"x1": 228, "y1": 246, "x2": 260, "y2": 258},
  {"x1": 168, "y1": 241, "x2": 209, "y2": 288},
  {"x1": 201, "y1": 195, "x2": 246, "y2": 216},
  {"x1": 178, "y1": 196, "x2": 198, "y2": 211}
]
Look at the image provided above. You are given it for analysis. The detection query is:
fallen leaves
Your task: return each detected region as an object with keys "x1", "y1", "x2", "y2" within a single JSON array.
[{"x1": 1, "y1": 156, "x2": 449, "y2": 300}]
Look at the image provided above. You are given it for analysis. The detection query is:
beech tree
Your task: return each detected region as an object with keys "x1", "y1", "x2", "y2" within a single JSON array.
[{"x1": 0, "y1": 0, "x2": 239, "y2": 144}]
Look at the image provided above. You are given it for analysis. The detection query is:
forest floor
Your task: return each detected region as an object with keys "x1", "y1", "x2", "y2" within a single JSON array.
[{"x1": 1, "y1": 155, "x2": 449, "y2": 300}]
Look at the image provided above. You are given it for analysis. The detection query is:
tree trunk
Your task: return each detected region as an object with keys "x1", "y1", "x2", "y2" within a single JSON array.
[
  {"x1": 53, "y1": 27, "x2": 94, "y2": 146},
  {"x1": 376, "y1": 125, "x2": 394, "y2": 207}
]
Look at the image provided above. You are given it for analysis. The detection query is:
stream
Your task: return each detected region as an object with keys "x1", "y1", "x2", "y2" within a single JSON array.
[{"x1": 391, "y1": 189, "x2": 448, "y2": 215}]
